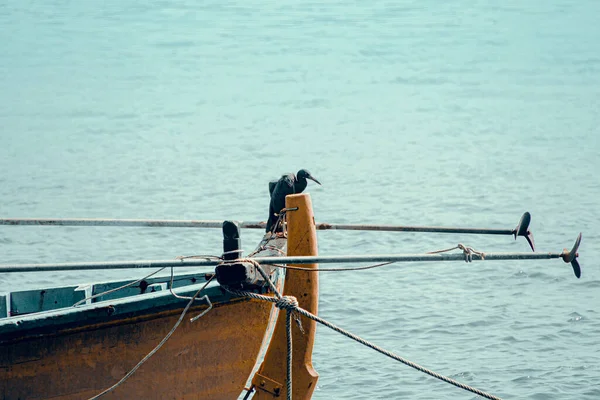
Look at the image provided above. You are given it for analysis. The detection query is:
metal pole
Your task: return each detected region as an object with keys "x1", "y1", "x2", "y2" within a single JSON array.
[
  {"x1": 0, "y1": 252, "x2": 564, "y2": 273},
  {"x1": 0, "y1": 218, "x2": 266, "y2": 229},
  {"x1": 0, "y1": 218, "x2": 516, "y2": 235},
  {"x1": 315, "y1": 223, "x2": 513, "y2": 235},
  {"x1": 0, "y1": 215, "x2": 536, "y2": 252}
]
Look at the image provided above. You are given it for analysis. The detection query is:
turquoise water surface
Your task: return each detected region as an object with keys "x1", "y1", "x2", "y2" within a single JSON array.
[{"x1": 1, "y1": 1, "x2": 599, "y2": 398}]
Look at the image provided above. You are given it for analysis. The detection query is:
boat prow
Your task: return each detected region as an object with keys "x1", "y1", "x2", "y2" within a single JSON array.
[{"x1": 0, "y1": 194, "x2": 320, "y2": 399}]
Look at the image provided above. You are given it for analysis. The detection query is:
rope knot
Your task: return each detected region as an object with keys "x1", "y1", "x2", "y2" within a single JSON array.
[
  {"x1": 276, "y1": 295, "x2": 299, "y2": 311},
  {"x1": 457, "y1": 243, "x2": 486, "y2": 263}
]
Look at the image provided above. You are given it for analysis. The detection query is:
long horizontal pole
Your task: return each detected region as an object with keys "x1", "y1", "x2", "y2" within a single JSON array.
[
  {"x1": 0, "y1": 252, "x2": 564, "y2": 273},
  {"x1": 0, "y1": 218, "x2": 515, "y2": 235},
  {"x1": 0, "y1": 218, "x2": 265, "y2": 229},
  {"x1": 315, "y1": 223, "x2": 512, "y2": 235}
]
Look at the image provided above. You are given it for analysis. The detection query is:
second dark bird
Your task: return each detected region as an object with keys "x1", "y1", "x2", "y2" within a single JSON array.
[{"x1": 266, "y1": 169, "x2": 321, "y2": 232}]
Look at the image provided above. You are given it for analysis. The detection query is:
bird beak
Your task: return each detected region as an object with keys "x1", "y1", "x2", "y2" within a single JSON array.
[{"x1": 307, "y1": 174, "x2": 321, "y2": 185}]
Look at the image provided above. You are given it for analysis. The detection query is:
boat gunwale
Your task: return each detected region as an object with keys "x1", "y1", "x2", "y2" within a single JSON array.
[
  {"x1": 0, "y1": 271, "x2": 287, "y2": 345},
  {"x1": 0, "y1": 236, "x2": 286, "y2": 346},
  {"x1": 0, "y1": 280, "x2": 239, "y2": 344}
]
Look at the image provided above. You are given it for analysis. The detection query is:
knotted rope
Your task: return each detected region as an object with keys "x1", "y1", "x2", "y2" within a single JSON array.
[
  {"x1": 223, "y1": 258, "x2": 300, "y2": 400},
  {"x1": 226, "y1": 261, "x2": 502, "y2": 400},
  {"x1": 428, "y1": 243, "x2": 486, "y2": 262},
  {"x1": 274, "y1": 295, "x2": 299, "y2": 311},
  {"x1": 224, "y1": 257, "x2": 305, "y2": 399}
]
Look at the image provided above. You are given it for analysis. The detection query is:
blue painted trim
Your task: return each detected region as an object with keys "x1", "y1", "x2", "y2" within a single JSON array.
[
  {"x1": 0, "y1": 281, "x2": 221, "y2": 343},
  {"x1": 0, "y1": 294, "x2": 7, "y2": 319},
  {"x1": 9, "y1": 286, "x2": 87, "y2": 315},
  {"x1": 4, "y1": 272, "x2": 211, "y2": 317},
  {"x1": 0, "y1": 269, "x2": 281, "y2": 344}
]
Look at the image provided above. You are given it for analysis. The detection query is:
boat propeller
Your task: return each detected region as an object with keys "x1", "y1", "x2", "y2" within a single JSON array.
[
  {"x1": 513, "y1": 212, "x2": 535, "y2": 252},
  {"x1": 561, "y1": 233, "x2": 582, "y2": 278}
]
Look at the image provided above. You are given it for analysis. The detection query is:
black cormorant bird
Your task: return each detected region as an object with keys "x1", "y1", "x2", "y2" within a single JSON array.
[{"x1": 266, "y1": 169, "x2": 321, "y2": 232}]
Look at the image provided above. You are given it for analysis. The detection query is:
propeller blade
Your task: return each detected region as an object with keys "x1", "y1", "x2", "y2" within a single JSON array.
[
  {"x1": 525, "y1": 231, "x2": 535, "y2": 252},
  {"x1": 571, "y1": 259, "x2": 581, "y2": 279},
  {"x1": 513, "y1": 212, "x2": 535, "y2": 252},
  {"x1": 561, "y1": 233, "x2": 582, "y2": 278}
]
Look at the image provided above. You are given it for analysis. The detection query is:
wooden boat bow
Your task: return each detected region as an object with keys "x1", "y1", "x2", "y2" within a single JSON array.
[{"x1": 251, "y1": 193, "x2": 319, "y2": 399}]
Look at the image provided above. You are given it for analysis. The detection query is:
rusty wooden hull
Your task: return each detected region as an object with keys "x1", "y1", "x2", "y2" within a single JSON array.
[
  {"x1": 0, "y1": 247, "x2": 285, "y2": 399},
  {"x1": 1, "y1": 297, "x2": 275, "y2": 399}
]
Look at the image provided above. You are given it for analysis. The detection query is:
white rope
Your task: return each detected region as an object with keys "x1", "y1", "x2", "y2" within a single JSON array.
[
  {"x1": 225, "y1": 287, "x2": 502, "y2": 400},
  {"x1": 88, "y1": 277, "x2": 214, "y2": 399},
  {"x1": 427, "y1": 243, "x2": 486, "y2": 262},
  {"x1": 74, "y1": 255, "x2": 221, "y2": 307},
  {"x1": 224, "y1": 261, "x2": 297, "y2": 399},
  {"x1": 73, "y1": 267, "x2": 167, "y2": 307}
]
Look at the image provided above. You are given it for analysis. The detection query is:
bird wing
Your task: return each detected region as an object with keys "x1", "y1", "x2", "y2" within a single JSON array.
[{"x1": 280, "y1": 173, "x2": 295, "y2": 189}]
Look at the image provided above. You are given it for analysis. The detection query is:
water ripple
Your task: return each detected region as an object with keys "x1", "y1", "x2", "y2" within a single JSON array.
[{"x1": 2, "y1": 1, "x2": 599, "y2": 399}]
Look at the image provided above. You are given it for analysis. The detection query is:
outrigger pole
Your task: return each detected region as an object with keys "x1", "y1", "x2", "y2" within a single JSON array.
[
  {"x1": 0, "y1": 212, "x2": 535, "y2": 251},
  {"x1": 0, "y1": 233, "x2": 581, "y2": 277},
  {"x1": 316, "y1": 212, "x2": 536, "y2": 251}
]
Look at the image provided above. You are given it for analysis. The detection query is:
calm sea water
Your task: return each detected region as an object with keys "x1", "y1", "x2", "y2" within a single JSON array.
[{"x1": 1, "y1": 1, "x2": 599, "y2": 398}]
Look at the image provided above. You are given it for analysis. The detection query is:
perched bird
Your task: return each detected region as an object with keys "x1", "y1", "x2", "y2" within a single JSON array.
[{"x1": 266, "y1": 169, "x2": 321, "y2": 232}]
